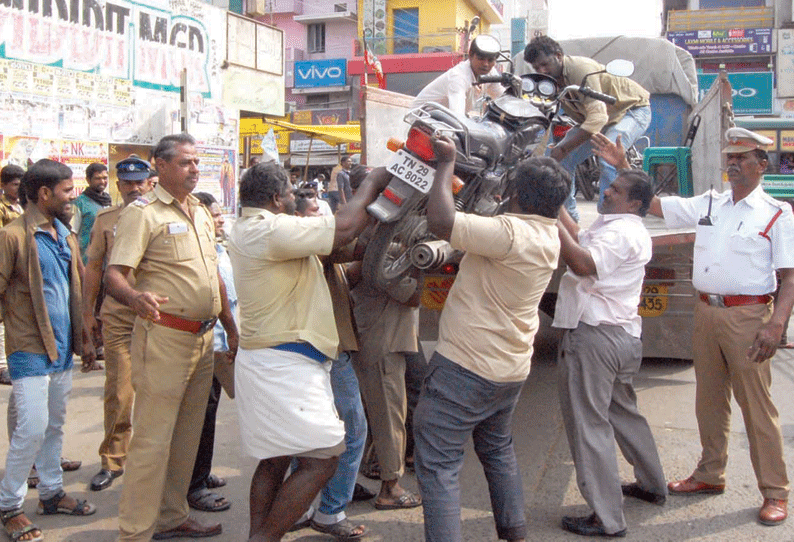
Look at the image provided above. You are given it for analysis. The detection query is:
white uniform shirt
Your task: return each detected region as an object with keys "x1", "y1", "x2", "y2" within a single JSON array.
[
  {"x1": 553, "y1": 214, "x2": 652, "y2": 338},
  {"x1": 412, "y1": 60, "x2": 505, "y2": 118},
  {"x1": 661, "y1": 185, "x2": 794, "y2": 295}
]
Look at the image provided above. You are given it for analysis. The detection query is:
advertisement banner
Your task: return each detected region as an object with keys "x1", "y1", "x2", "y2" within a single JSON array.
[
  {"x1": 778, "y1": 29, "x2": 794, "y2": 98},
  {"x1": 196, "y1": 146, "x2": 237, "y2": 214},
  {"x1": 697, "y1": 72, "x2": 772, "y2": 115},
  {"x1": 294, "y1": 59, "x2": 347, "y2": 88},
  {"x1": 668, "y1": 28, "x2": 772, "y2": 57}
]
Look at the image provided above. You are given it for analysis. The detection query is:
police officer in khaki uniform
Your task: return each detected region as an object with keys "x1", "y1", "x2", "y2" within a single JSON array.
[
  {"x1": 639, "y1": 127, "x2": 793, "y2": 527},
  {"x1": 105, "y1": 134, "x2": 238, "y2": 541},
  {"x1": 82, "y1": 156, "x2": 155, "y2": 492}
]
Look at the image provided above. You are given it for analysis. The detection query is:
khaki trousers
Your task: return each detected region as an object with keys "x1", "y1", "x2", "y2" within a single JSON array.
[
  {"x1": 692, "y1": 300, "x2": 789, "y2": 499},
  {"x1": 353, "y1": 347, "x2": 407, "y2": 481},
  {"x1": 98, "y1": 314, "x2": 134, "y2": 471},
  {"x1": 117, "y1": 318, "x2": 214, "y2": 541}
]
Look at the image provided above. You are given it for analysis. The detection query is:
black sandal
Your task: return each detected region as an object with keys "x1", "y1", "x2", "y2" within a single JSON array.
[
  {"x1": 37, "y1": 490, "x2": 96, "y2": 516},
  {"x1": 1, "y1": 508, "x2": 43, "y2": 542}
]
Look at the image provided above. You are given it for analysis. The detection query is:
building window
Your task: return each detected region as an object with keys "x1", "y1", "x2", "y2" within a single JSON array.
[
  {"x1": 393, "y1": 8, "x2": 418, "y2": 54},
  {"x1": 305, "y1": 94, "x2": 330, "y2": 107},
  {"x1": 308, "y1": 23, "x2": 326, "y2": 54}
]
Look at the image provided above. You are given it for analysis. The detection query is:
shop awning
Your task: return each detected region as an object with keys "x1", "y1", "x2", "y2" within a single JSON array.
[{"x1": 264, "y1": 118, "x2": 361, "y2": 146}]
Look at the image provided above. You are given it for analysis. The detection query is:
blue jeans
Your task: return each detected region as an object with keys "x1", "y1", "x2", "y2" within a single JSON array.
[
  {"x1": 0, "y1": 369, "x2": 72, "y2": 510},
  {"x1": 414, "y1": 352, "x2": 527, "y2": 542},
  {"x1": 560, "y1": 105, "x2": 652, "y2": 220},
  {"x1": 315, "y1": 351, "x2": 368, "y2": 523}
]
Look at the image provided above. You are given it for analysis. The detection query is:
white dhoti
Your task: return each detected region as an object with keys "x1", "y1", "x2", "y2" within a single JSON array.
[{"x1": 235, "y1": 347, "x2": 345, "y2": 459}]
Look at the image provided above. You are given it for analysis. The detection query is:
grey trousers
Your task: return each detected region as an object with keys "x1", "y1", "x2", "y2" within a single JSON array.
[{"x1": 558, "y1": 323, "x2": 666, "y2": 534}]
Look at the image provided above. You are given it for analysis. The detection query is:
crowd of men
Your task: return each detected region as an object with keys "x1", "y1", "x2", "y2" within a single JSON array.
[{"x1": 0, "y1": 33, "x2": 792, "y2": 542}]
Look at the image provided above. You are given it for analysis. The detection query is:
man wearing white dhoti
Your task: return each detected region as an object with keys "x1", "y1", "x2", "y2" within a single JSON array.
[{"x1": 228, "y1": 161, "x2": 389, "y2": 541}]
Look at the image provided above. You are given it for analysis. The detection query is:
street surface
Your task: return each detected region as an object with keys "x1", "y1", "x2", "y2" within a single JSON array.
[{"x1": 1, "y1": 324, "x2": 793, "y2": 542}]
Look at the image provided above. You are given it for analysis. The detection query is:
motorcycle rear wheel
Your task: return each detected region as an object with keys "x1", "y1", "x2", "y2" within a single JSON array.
[
  {"x1": 575, "y1": 159, "x2": 598, "y2": 201},
  {"x1": 362, "y1": 212, "x2": 428, "y2": 291}
]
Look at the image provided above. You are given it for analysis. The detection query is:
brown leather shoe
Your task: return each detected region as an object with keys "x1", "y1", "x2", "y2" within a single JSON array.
[
  {"x1": 152, "y1": 516, "x2": 222, "y2": 540},
  {"x1": 667, "y1": 475, "x2": 725, "y2": 495},
  {"x1": 759, "y1": 498, "x2": 787, "y2": 526}
]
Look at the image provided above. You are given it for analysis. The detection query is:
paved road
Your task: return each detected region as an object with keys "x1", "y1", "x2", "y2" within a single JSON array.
[{"x1": 1, "y1": 320, "x2": 793, "y2": 541}]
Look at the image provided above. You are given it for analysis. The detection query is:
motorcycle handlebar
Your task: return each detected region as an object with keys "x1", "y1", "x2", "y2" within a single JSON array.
[
  {"x1": 577, "y1": 86, "x2": 617, "y2": 105},
  {"x1": 476, "y1": 74, "x2": 508, "y2": 85}
]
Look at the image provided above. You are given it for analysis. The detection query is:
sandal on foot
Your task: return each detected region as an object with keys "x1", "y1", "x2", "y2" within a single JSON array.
[
  {"x1": 310, "y1": 518, "x2": 367, "y2": 540},
  {"x1": 60, "y1": 458, "x2": 81, "y2": 472},
  {"x1": 37, "y1": 490, "x2": 96, "y2": 516},
  {"x1": 206, "y1": 473, "x2": 226, "y2": 489},
  {"x1": 373, "y1": 491, "x2": 422, "y2": 510},
  {"x1": 1, "y1": 509, "x2": 43, "y2": 542},
  {"x1": 26, "y1": 467, "x2": 38, "y2": 490},
  {"x1": 187, "y1": 489, "x2": 231, "y2": 512}
]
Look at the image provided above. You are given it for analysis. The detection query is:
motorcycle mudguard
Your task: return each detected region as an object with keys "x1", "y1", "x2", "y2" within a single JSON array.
[{"x1": 367, "y1": 176, "x2": 426, "y2": 223}]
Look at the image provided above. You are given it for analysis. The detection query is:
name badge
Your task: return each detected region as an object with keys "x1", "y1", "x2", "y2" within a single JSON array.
[{"x1": 168, "y1": 222, "x2": 188, "y2": 234}]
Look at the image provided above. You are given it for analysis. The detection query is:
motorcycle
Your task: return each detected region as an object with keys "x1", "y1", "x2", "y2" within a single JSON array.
[{"x1": 362, "y1": 58, "x2": 629, "y2": 292}]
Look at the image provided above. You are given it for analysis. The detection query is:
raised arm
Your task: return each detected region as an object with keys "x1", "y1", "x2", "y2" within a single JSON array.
[
  {"x1": 426, "y1": 135, "x2": 457, "y2": 241},
  {"x1": 332, "y1": 167, "x2": 391, "y2": 248}
]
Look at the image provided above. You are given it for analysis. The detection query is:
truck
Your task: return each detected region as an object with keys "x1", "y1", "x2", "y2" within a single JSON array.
[{"x1": 359, "y1": 38, "x2": 733, "y2": 361}]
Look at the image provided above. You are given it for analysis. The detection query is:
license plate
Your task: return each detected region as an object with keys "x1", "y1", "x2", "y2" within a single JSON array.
[
  {"x1": 386, "y1": 149, "x2": 436, "y2": 194},
  {"x1": 638, "y1": 284, "x2": 669, "y2": 317}
]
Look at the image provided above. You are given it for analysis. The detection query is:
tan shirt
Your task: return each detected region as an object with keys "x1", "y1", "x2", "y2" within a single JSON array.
[
  {"x1": 228, "y1": 207, "x2": 338, "y2": 359},
  {"x1": 351, "y1": 280, "x2": 418, "y2": 354},
  {"x1": 84, "y1": 205, "x2": 137, "y2": 327},
  {"x1": 0, "y1": 194, "x2": 23, "y2": 227},
  {"x1": 326, "y1": 262, "x2": 358, "y2": 354},
  {"x1": 108, "y1": 184, "x2": 221, "y2": 320},
  {"x1": 0, "y1": 206, "x2": 82, "y2": 360},
  {"x1": 436, "y1": 212, "x2": 560, "y2": 382},
  {"x1": 561, "y1": 55, "x2": 650, "y2": 135}
]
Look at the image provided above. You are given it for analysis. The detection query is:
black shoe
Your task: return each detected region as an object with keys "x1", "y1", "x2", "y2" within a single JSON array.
[
  {"x1": 621, "y1": 482, "x2": 666, "y2": 505},
  {"x1": 352, "y1": 482, "x2": 376, "y2": 501},
  {"x1": 90, "y1": 469, "x2": 123, "y2": 491},
  {"x1": 561, "y1": 514, "x2": 626, "y2": 537}
]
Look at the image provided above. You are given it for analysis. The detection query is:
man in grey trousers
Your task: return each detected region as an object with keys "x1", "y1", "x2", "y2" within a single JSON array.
[{"x1": 553, "y1": 168, "x2": 666, "y2": 537}]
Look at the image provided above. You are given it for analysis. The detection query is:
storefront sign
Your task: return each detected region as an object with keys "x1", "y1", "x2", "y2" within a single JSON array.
[
  {"x1": 668, "y1": 28, "x2": 772, "y2": 57},
  {"x1": 698, "y1": 72, "x2": 772, "y2": 115},
  {"x1": 294, "y1": 59, "x2": 347, "y2": 88}
]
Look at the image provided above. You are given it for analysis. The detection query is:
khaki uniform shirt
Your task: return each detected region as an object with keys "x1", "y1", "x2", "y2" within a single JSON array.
[
  {"x1": 561, "y1": 55, "x2": 650, "y2": 135},
  {"x1": 84, "y1": 205, "x2": 137, "y2": 327},
  {"x1": 108, "y1": 184, "x2": 221, "y2": 320},
  {"x1": 0, "y1": 206, "x2": 82, "y2": 360},
  {"x1": 0, "y1": 194, "x2": 23, "y2": 227},
  {"x1": 436, "y1": 212, "x2": 559, "y2": 383},
  {"x1": 228, "y1": 207, "x2": 338, "y2": 359},
  {"x1": 326, "y1": 262, "x2": 358, "y2": 354}
]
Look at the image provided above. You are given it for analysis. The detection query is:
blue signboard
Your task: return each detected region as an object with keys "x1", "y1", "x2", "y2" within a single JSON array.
[
  {"x1": 698, "y1": 72, "x2": 773, "y2": 115},
  {"x1": 294, "y1": 59, "x2": 347, "y2": 88},
  {"x1": 668, "y1": 28, "x2": 772, "y2": 57}
]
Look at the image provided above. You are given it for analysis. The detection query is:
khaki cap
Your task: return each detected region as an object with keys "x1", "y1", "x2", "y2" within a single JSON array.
[{"x1": 722, "y1": 127, "x2": 773, "y2": 154}]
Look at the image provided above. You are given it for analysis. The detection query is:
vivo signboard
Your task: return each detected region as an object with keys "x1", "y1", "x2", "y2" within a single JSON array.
[{"x1": 294, "y1": 59, "x2": 347, "y2": 88}]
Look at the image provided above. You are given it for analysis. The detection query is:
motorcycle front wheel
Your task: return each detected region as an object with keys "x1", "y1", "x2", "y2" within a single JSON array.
[{"x1": 362, "y1": 211, "x2": 428, "y2": 291}]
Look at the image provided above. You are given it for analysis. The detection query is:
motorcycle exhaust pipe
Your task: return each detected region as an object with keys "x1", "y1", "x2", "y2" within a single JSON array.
[{"x1": 411, "y1": 240, "x2": 455, "y2": 269}]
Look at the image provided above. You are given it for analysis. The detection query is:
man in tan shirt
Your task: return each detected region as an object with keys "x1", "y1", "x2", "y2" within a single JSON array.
[
  {"x1": 82, "y1": 156, "x2": 155, "y2": 492},
  {"x1": 228, "y1": 161, "x2": 389, "y2": 541},
  {"x1": 524, "y1": 35, "x2": 651, "y2": 220},
  {"x1": 413, "y1": 135, "x2": 570, "y2": 542},
  {"x1": 105, "y1": 134, "x2": 237, "y2": 542}
]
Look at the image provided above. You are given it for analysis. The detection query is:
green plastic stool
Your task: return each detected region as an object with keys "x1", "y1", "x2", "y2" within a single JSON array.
[{"x1": 642, "y1": 147, "x2": 693, "y2": 197}]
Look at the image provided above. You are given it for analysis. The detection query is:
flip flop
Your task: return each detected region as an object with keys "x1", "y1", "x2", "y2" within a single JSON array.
[
  {"x1": 206, "y1": 473, "x2": 227, "y2": 489},
  {"x1": 310, "y1": 518, "x2": 367, "y2": 540},
  {"x1": 187, "y1": 489, "x2": 231, "y2": 512},
  {"x1": 373, "y1": 491, "x2": 422, "y2": 510}
]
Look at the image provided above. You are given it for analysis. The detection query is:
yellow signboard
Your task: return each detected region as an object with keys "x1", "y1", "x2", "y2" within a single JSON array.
[
  {"x1": 239, "y1": 117, "x2": 290, "y2": 155},
  {"x1": 421, "y1": 275, "x2": 456, "y2": 311},
  {"x1": 780, "y1": 130, "x2": 794, "y2": 152}
]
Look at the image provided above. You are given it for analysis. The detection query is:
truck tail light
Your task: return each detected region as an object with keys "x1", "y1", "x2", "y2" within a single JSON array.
[{"x1": 406, "y1": 127, "x2": 436, "y2": 162}]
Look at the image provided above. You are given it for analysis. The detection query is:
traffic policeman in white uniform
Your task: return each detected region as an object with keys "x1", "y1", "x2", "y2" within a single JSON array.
[{"x1": 646, "y1": 127, "x2": 794, "y2": 526}]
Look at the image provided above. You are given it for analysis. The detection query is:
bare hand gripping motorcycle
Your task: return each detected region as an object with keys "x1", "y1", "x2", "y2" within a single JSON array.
[{"x1": 362, "y1": 58, "x2": 628, "y2": 292}]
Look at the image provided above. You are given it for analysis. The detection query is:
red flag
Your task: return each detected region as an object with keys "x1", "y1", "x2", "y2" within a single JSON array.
[{"x1": 363, "y1": 39, "x2": 386, "y2": 89}]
